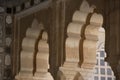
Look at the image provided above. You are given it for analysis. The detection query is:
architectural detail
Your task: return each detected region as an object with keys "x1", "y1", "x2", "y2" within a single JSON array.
[
  {"x1": 81, "y1": 13, "x2": 103, "y2": 69},
  {"x1": 15, "y1": 19, "x2": 53, "y2": 80},
  {"x1": 5, "y1": 37, "x2": 12, "y2": 46},
  {"x1": 1, "y1": 0, "x2": 120, "y2": 80},
  {"x1": 0, "y1": 14, "x2": 13, "y2": 80},
  {"x1": 6, "y1": 15, "x2": 12, "y2": 24},
  {"x1": 15, "y1": 19, "x2": 43, "y2": 80},
  {"x1": 0, "y1": 54, "x2": 4, "y2": 80},
  {"x1": 5, "y1": 54, "x2": 11, "y2": 66},
  {"x1": 34, "y1": 31, "x2": 53, "y2": 80},
  {"x1": 58, "y1": 0, "x2": 103, "y2": 80},
  {"x1": 0, "y1": 7, "x2": 4, "y2": 13}
]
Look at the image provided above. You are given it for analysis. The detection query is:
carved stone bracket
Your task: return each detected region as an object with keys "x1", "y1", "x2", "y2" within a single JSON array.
[
  {"x1": 15, "y1": 19, "x2": 53, "y2": 80},
  {"x1": 57, "y1": 0, "x2": 103, "y2": 80},
  {"x1": 34, "y1": 31, "x2": 53, "y2": 80},
  {"x1": 81, "y1": 13, "x2": 103, "y2": 69}
]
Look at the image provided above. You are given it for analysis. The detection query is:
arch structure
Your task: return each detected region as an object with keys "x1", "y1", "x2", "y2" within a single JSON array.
[
  {"x1": 57, "y1": 0, "x2": 103, "y2": 80},
  {"x1": 15, "y1": 19, "x2": 53, "y2": 80}
]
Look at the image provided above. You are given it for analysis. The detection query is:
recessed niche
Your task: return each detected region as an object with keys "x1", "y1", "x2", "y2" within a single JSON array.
[
  {"x1": 21, "y1": 3, "x2": 25, "y2": 10},
  {"x1": 5, "y1": 54, "x2": 11, "y2": 66},
  {"x1": 0, "y1": 24, "x2": 2, "y2": 30},
  {"x1": 0, "y1": 30, "x2": 3, "y2": 38},
  {"x1": 5, "y1": 27, "x2": 12, "y2": 35},
  {"x1": 5, "y1": 47, "x2": 11, "y2": 53},
  {"x1": 0, "y1": 54, "x2": 4, "y2": 65},
  {"x1": 0, "y1": 47, "x2": 4, "y2": 52},
  {"x1": 13, "y1": 7, "x2": 16, "y2": 14},
  {"x1": 40, "y1": 0, "x2": 45, "y2": 2},
  {"x1": 6, "y1": 8, "x2": 12, "y2": 14},
  {"x1": 30, "y1": 0, "x2": 34, "y2": 6},
  {"x1": 5, "y1": 37, "x2": 12, "y2": 46},
  {"x1": 0, "y1": 7, "x2": 4, "y2": 12},
  {"x1": 4, "y1": 68, "x2": 11, "y2": 78}
]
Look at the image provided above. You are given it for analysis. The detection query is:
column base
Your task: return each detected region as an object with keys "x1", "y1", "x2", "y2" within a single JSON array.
[
  {"x1": 58, "y1": 67, "x2": 94, "y2": 80},
  {"x1": 15, "y1": 71, "x2": 33, "y2": 80},
  {"x1": 58, "y1": 67, "x2": 82, "y2": 80},
  {"x1": 34, "y1": 72, "x2": 54, "y2": 80},
  {"x1": 15, "y1": 71, "x2": 53, "y2": 80}
]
